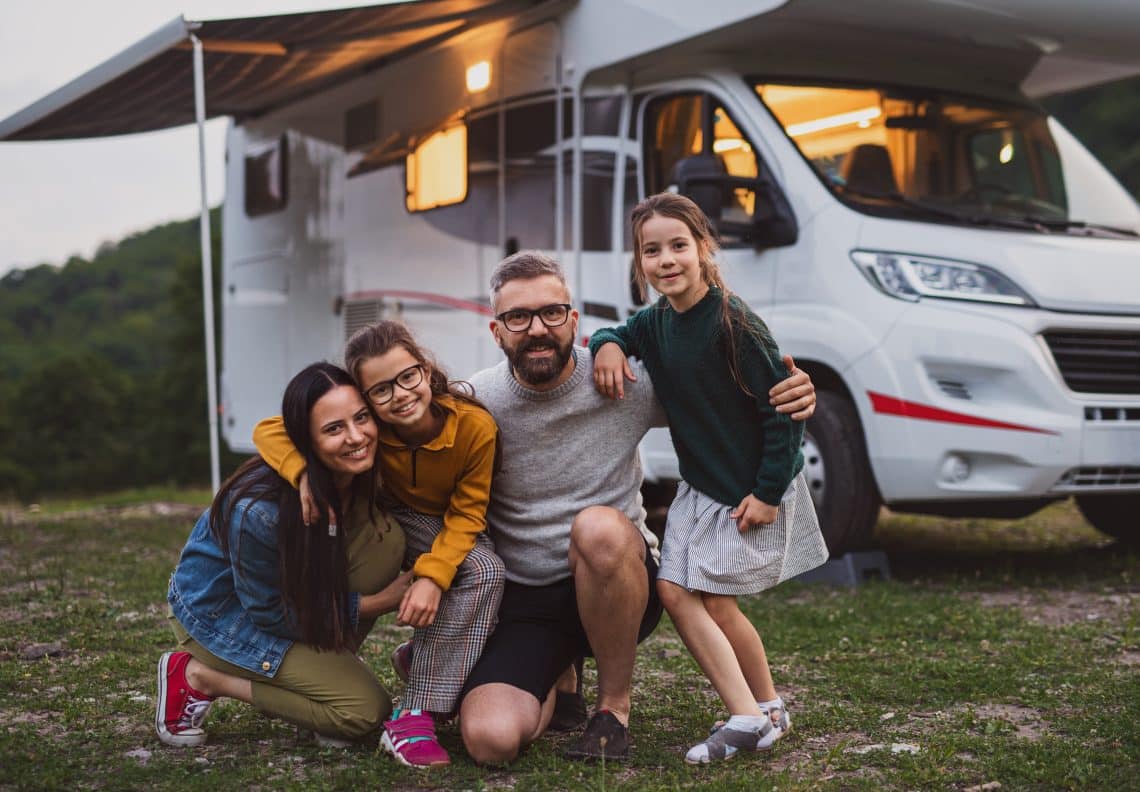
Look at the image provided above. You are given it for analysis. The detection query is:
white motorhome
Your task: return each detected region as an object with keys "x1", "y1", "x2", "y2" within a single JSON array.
[
  {"x1": 221, "y1": 0, "x2": 1140, "y2": 551},
  {"x1": 6, "y1": 0, "x2": 1138, "y2": 551}
]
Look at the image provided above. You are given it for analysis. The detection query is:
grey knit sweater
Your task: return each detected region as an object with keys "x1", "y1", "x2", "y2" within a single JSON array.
[{"x1": 469, "y1": 347, "x2": 665, "y2": 586}]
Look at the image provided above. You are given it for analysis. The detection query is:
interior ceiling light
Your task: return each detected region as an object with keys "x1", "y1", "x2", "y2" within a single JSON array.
[{"x1": 787, "y1": 107, "x2": 881, "y2": 137}]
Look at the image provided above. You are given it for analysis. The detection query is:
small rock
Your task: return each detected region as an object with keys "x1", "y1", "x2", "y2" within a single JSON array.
[
  {"x1": 880, "y1": 711, "x2": 895, "y2": 721},
  {"x1": 845, "y1": 743, "x2": 885, "y2": 755},
  {"x1": 891, "y1": 742, "x2": 920, "y2": 754},
  {"x1": 195, "y1": 757, "x2": 210, "y2": 765},
  {"x1": 660, "y1": 648, "x2": 682, "y2": 658},
  {"x1": 129, "y1": 694, "x2": 149, "y2": 703},
  {"x1": 20, "y1": 642, "x2": 65, "y2": 661},
  {"x1": 965, "y1": 783, "x2": 1001, "y2": 792},
  {"x1": 125, "y1": 747, "x2": 151, "y2": 765}
]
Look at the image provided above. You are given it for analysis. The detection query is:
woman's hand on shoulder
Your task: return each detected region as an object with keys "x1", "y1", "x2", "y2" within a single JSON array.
[
  {"x1": 397, "y1": 577, "x2": 443, "y2": 628},
  {"x1": 769, "y1": 354, "x2": 815, "y2": 420},
  {"x1": 731, "y1": 493, "x2": 779, "y2": 532},
  {"x1": 593, "y1": 342, "x2": 636, "y2": 400}
]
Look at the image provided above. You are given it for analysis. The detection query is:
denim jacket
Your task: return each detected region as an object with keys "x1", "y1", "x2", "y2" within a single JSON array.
[{"x1": 168, "y1": 497, "x2": 360, "y2": 678}]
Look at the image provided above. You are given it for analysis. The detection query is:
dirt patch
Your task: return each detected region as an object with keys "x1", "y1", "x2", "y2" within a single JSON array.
[
  {"x1": 973, "y1": 703, "x2": 1048, "y2": 741},
  {"x1": 3, "y1": 502, "x2": 204, "y2": 526},
  {"x1": 971, "y1": 589, "x2": 1137, "y2": 628}
]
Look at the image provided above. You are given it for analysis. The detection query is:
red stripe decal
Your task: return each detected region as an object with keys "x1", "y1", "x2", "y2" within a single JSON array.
[
  {"x1": 867, "y1": 391, "x2": 1057, "y2": 435},
  {"x1": 344, "y1": 289, "x2": 494, "y2": 317}
]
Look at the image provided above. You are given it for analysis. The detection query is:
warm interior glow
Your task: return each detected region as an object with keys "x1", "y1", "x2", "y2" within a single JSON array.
[
  {"x1": 786, "y1": 107, "x2": 882, "y2": 137},
  {"x1": 466, "y1": 61, "x2": 491, "y2": 93},
  {"x1": 406, "y1": 125, "x2": 467, "y2": 211}
]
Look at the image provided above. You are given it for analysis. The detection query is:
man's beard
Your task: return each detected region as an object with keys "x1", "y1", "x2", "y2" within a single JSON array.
[{"x1": 504, "y1": 335, "x2": 574, "y2": 386}]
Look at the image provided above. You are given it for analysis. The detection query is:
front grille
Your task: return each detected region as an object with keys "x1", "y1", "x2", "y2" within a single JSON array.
[
  {"x1": 1042, "y1": 331, "x2": 1140, "y2": 394},
  {"x1": 1085, "y1": 406, "x2": 1140, "y2": 422},
  {"x1": 1053, "y1": 466, "x2": 1140, "y2": 491}
]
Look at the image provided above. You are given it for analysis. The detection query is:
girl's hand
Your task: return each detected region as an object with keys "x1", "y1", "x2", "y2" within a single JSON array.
[
  {"x1": 397, "y1": 578, "x2": 443, "y2": 628},
  {"x1": 731, "y1": 494, "x2": 779, "y2": 532},
  {"x1": 769, "y1": 355, "x2": 816, "y2": 420},
  {"x1": 593, "y1": 342, "x2": 636, "y2": 400},
  {"x1": 299, "y1": 472, "x2": 321, "y2": 526}
]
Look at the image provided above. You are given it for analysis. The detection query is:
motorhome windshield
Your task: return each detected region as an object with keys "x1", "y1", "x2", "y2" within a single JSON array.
[{"x1": 754, "y1": 83, "x2": 1137, "y2": 235}]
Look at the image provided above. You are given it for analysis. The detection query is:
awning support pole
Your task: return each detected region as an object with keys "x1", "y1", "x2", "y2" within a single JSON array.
[{"x1": 191, "y1": 34, "x2": 221, "y2": 493}]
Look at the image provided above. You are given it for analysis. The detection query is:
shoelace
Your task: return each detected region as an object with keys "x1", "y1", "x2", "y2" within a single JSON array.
[{"x1": 181, "y1": 697, "x2": 213, "y2": 729}]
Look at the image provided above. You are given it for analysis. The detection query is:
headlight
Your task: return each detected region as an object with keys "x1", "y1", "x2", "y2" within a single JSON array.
[{"x1": 850, "y1": 250, "x2": 1036, "y2": 307}]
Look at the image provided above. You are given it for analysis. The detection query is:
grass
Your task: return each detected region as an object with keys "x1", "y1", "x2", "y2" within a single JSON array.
[{"x1": 1, "y1": 499, "x2": 1136, "y2": 790}]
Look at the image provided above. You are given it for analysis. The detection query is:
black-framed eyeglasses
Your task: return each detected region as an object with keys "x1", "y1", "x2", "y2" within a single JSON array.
[
  {"x1": 363, "y1": 364, "x2": 425, "y2": 405},
  {"x1": 495, "y1": 303, "x2": 572, "y2": 333}
]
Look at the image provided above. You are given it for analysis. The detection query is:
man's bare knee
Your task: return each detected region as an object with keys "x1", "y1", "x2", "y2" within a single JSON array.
[
  {"x1": 569, "y1": 507, "x2": 642, "y2": 573},
  {"x1": 459, "y1": 684, "x2": 538, "y2": 765},
  {"x1": 461, "y1": 718, "x2": 522, "y2": 765}
]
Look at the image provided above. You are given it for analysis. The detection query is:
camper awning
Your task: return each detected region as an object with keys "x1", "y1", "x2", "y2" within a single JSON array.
[{"x1": 0, "y1": 0, "x2": 540, "y2": 141}]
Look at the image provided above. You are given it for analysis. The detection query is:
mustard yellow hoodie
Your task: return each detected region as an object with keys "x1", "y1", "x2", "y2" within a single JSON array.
[{"x1": 253, "y1": 394, "x2": 497, "y2": 591}]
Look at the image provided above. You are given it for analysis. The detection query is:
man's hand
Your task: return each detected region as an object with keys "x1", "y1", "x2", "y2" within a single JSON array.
[
  {"x1": 770, "y1": 355, "x2": 816, "y2": 421},
  {"x1": 731, "y1": 493, "x2": 779, "y2": 532},
  {"x1": 397, "y1": 578, "x2": 443, "y2": 628},
  {"x1": 593, "y1": 342, "x2": 636, "y2": 400}
]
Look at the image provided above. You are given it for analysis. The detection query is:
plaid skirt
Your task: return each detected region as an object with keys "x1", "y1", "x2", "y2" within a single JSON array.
[
  {"x1": 657, "y1": 472, "x2": 828, "y2": 596},
  {"x1": 389, "y1": 506, "x2": 505, "y2": 714}
]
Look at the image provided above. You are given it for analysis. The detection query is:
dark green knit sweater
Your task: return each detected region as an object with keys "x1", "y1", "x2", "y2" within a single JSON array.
[{"x1": 589, "y1": 288, "x2": 803, "y2": 506}]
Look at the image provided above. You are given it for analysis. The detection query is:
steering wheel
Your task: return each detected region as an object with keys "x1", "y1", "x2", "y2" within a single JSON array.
[{"x1": 956, "y1": 182, "x2": 1014, "y2": 204}]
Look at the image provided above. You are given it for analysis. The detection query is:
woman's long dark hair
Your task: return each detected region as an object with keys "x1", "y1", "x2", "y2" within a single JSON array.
[{"x1": 207, "y1": 362, "x2": 372, "y2": 652}]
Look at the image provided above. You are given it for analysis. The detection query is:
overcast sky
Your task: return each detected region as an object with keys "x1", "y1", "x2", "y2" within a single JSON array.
[{"x1": 0, "y1": 1, "x2": 391, "y2": 276}]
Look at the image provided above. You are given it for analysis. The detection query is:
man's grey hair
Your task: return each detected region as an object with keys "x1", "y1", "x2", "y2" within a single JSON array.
[{"x1": 489, "y1": 250, "x2": 571, "y2": 309}]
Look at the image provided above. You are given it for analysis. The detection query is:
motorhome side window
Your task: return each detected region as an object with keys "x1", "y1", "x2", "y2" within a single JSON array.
[
  {"x1": 244, "y1": 135, "x2": 288, "y2": 217},
  {"x1": 406, "y1": 125, "x2": 467, "y2": 211},
  {"x1": 755, "y1": 82, "x2": 1069, "y2": 223},
  {"x1": 643, "y1": 93, "x2": 760, "y2": 245}
]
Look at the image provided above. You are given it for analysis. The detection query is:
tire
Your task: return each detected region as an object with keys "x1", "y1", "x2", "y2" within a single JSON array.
[
  {"x1": 802, "y1": 390, "x2": 881, "y2": 554},
  {"x1": 1075, "y1": 493, "x2": 1140, "y2": 548}
]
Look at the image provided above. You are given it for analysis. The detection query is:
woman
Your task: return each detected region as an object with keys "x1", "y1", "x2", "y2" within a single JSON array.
[{"x1": 156, "y1": 362, "x2": 411, "y2": 747}]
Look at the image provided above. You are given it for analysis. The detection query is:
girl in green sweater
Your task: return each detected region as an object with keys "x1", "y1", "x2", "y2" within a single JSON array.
[{"x1": 589, "y1": 192, "x2": 828, "y2": 764}]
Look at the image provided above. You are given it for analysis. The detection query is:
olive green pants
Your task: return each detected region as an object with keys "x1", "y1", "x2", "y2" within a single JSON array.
[{"x1": 171, "y1": 506, "x2": 407, "y2": 739}]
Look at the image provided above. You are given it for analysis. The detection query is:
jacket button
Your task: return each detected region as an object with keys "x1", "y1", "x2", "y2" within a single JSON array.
[{"x1": 262, "y1": 661, "x2": 271, "y2": 671}]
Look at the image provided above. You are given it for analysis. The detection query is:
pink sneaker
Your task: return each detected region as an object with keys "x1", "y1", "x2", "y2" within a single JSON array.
[
  {"x1": 155, "y1": 651, "x2": 214, "y2": 747},
  {"x1": 381, "y1": 709, "x2": 450, "y2": 767}
]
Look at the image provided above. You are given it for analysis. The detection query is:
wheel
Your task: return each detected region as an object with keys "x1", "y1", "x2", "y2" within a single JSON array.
[
  {"x1": 1075, "y1": 494, "x2": 1140, "y2": 548},
  {"x1": 802, "y1": 391, "x2": 881, "y2": 554}
]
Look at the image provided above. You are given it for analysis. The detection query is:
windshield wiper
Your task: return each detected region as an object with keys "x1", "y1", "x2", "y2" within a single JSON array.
[
  {"x1": 1019, "y1": 216, "x2": 1140, "y2": 238},
  {"x1": 833, "y1": 184, "x2": 1046, "y2": 231}
]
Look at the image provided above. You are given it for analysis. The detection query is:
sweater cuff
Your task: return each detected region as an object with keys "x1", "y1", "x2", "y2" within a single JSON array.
[
  {"x1": 412, "y1": 555, "x2": 457, "y2": 592},
  {"x1": 752, "y1": 484, "x2": 788, "y2": 508},
  {"x1": 587, "y1": 331, "x2": 628, "y2": 357}
]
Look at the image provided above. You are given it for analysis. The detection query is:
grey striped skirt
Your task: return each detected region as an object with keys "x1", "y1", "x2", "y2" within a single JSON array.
[
  {"x1": 389, "y1": 506, "x2": 505, "y2": 714},
  {"x1": 657, "y1": 472, "x2": 828, "y2": 595}
]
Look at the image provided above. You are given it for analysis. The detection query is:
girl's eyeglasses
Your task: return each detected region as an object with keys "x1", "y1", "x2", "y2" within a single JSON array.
[{"x1": 364, "y1": 364, "x2": 425, "y2": 405}]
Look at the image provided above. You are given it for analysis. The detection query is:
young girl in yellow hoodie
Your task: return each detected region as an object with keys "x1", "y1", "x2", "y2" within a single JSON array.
[{"x1": 254, "y1": 320, "x2": 503, "y2": 767}]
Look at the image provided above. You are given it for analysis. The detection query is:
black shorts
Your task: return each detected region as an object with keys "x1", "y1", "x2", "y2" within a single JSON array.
[{"x1": 461, "y1": 542, "x2": 663, "y2": 703}]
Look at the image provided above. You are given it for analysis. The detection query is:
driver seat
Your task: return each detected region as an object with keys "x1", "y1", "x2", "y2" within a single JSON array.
[{"x1": 840, "y1": 144, "x2": 899, "y2": 196}]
